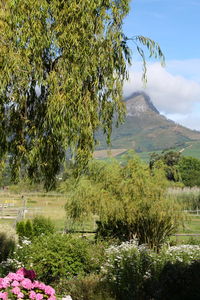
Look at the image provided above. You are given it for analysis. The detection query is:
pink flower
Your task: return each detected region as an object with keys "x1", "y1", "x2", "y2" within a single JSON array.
[
  {"x1": 0, "y1": 291, "x2": 8, "y2": 300},
  {"x1": 17, "y1": 292, "x2": 24, "y2": 298},
  {"x1": 35, "y1": 293, "x2": 43, "y2": 300},
  {"x1": 32, "y1": 281, "x2": 40, "y2": 289},
  {"x1": 16, "y1": 274, "x2": 24, "y2": 282},
  {"x1": 0, "y1": 269, "x2": 56, "y2": 299},
  {"x1": 0, "y1": 279, "x2": 3, "y2": 289},
  {"x1": 44, "y1": 286, "x2": 55, "y2": 296},
  {"x1": 0, "y1": 278, "x2": 10, "y2": 289},
  {"x1": 38, "y1": 283, "x2": 46, "y2": 291},
  {"x1": 12, "y1": 271, "x2": 24, "y2": 282},
  {"x1": 7, "y1": 272, "x2": 23, "y2": 282},
  {"x1": 12, "y1": 287, "x2": 20, "y2": 295},
  {"x1": 21, "y1": 278, "x2": 33, "y2": 290},
  {"x1": 11, "y1": 280, "x2": 20, "y2": 287},
  {"x1": 16, "y1": 268, "x2": 26, "y2": 276},
  {"x1": 8, "y1": 273, "x2": 18, "y2": 281},
  {"x1": 29, "y1": 291, "x2": 36, "y2": 299},
  {"x1": 48, "y1": 296, "x2": 56, "y2": 300}
]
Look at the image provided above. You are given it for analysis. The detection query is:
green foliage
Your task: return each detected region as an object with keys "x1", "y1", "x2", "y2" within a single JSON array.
[
  {"x1": 65, "y1": 155, "x2": 182, "y2": 249},
  {"x1": 32, "y1": 215, "x2": 55, "y2": 237},
  {"x1": 16, "y1": 216, "x2": 55, "y2": 241},
  {"x1": 0, "y1": 0, "x2": 165, "y2": 189},
  {"x1": 103, "y1": 241, "x2": 152, "y2": 300},
  {"x1": 156, "y1": 261, "x2": 200, "y2": 300},
  {"x1": 13, "y1": 234, "x2": 101, "y2": 285},
  {"x1": 55, "y1": 274, "x2": 114, "y2": 300},
  {"x1": 178, "y1": 156, "x2": 200, "y2": 187},
  {"x1": 0, "y1": 232, "x2": 15, "y2": 263},
  {"x1": 16, "y1": 221, "x2": 26, "y2": 240},
  {"x1": 8, "y1": 179, "x2": 44, "y2": 193},
  {"x1": 150, "y1": 151, "x2": 181, "y2": 182},
  {"x1": 102, "y1": 241, "x2": 200, "y2": 300},
  {"x1": 129, "y1": 36, "x2": 165, "y2": 83},
  {"x1": 24, "y1": 219, "x2": 33, "y2": 239}
]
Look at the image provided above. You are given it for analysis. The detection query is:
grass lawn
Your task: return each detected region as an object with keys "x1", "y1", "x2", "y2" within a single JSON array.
[
  {"x1": 0, "y1": 191, "x2": 67, "y2": 231},
  {"x1": 171, "y1": 214, "x2": 200, "y2": 244},
  {"x1": 0, "y1": 190, "x2": 97, "y2": 232}
]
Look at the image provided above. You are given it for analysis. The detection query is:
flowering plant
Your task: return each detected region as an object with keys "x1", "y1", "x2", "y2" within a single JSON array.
[{"x1": 0, "y1": 268, "x2": 56, "y2": 300}]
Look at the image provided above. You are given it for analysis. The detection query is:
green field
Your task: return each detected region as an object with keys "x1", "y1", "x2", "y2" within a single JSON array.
[
  {"x1": 1, "y1": 188, "x2": 200, "y2": 244},
  {"x1": 180, "y1": 141, "x2": 200, "y2": 159},
  {"x1": 0, "y1": 191, "x2": 67, "y2": 231},
  {"x1": 0, "y1": 190, "x2": 98, "y2": 232},
  {"x1": 171, "y1": 214, "x2": 200, "y2": 244},
  {"x1": 137, "y1": 141, "x2": 200, "y2": 162},
  {"x1": 94, "y1": 140, "x2": 200, "y2": 164}
]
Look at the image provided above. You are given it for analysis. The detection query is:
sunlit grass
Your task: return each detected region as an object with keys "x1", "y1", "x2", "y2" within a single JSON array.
[{"x1": 0, "y1": 191, "x2": 68, "y2": 231}]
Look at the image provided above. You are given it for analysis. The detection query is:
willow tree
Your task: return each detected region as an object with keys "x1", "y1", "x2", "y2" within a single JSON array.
[{"x1": 0, "y1": 0, "x2": 164, "y2": 189}]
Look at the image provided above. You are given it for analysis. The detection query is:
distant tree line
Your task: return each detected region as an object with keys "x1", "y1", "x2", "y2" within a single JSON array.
[{"x1": 150, "y1": 151, "x2": 200, "y2": 187}]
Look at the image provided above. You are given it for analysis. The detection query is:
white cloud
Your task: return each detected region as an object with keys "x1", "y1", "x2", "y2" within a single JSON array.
[{"x1": 123, "y1": 60, "x2": 200, "y2": 130}]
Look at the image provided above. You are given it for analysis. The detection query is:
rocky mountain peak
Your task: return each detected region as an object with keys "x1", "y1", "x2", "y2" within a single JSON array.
[{"x1": 125, "y1": 91, "x2": 159, "y2": 117}]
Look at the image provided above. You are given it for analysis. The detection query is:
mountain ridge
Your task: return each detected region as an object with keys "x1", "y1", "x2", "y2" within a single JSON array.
[{"x1": 97, "y1": 91, "x2": 200, "y2": 152}]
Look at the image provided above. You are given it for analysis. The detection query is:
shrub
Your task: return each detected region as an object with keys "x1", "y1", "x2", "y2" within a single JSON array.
[
  {"x1": 12, "y1": 234, "x2": 98, "y2": 285},
  {"x1": 0, "y1": 232, "x2": 15, "y2": 263},
  {"x1": 55, "y1": 274, "x2": 114, "y2": 300},
  {"x1": 66, "y1": 156, "x2": 182, "y2": 249},
  {"x1": 102, "y1": 239, "x2": 153, "y2": 300},
  {"x1": 0, "y1": 267, "x2": 56, "y2": 299},
  {"x1": 32, "y1": 216, "x2": 55, "y2": 237},
  {"x1": 156, "y1": 260, "x2": 200, "y2": 300},
  {"x1": 102, "y1": 241, "x2": 200, "y2": 300},
  {"x1": 16, "y1": 221, "x2": 26, "y2": 240},
  {"x1": 16, "y1": 216, "x2": 55, "y2": 241}
]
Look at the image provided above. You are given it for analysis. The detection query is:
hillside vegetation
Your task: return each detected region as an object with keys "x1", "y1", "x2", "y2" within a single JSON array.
[{"x1": 96, "y1": 92, "x2": 200, "y2": 154}]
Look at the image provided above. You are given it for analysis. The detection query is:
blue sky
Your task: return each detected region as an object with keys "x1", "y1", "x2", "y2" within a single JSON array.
[{"x1": 123, "y1": 0, "x2": 200, "y2": 130}]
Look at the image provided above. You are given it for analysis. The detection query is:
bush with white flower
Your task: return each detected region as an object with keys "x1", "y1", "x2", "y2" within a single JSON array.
[
  {"x1": 0, "y1": 268, "x2": 56, "y2": 300},
  {"x1": 102, "y1": 240, "x2": 200, "y2": 300}
]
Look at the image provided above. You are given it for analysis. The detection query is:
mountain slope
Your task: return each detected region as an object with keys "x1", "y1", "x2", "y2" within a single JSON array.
[{"x1": 97, "y1": 91, "x2": 200, "y2": 152}]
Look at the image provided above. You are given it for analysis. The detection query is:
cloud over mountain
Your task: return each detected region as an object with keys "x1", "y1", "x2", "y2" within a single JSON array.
[{"x1": 124, "y1": 60, "x2": 200, "y2": 130}]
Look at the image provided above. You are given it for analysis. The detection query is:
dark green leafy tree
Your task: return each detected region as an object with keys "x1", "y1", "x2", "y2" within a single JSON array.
[
  {"x1": 0, "y1": 0, "x2": 164, "y2": 189},
  {"x1": 178, "y1": 156, "x2": 200, "y2": 187},
  {"x1": 150, "y1": 151, "x2": 181, "y2": 182}
]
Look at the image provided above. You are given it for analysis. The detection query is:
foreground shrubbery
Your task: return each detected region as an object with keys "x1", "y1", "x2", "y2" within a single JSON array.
[
  {"x1": 0, "y1": 267, "x2": 56, "y2": 299},
  {"x1": 9, "y1": 234, "x2": 105, "y2": 285},
  {"x1": 102, "y1": 239, "x2": 200, "y2": 300},
  {"x1": 2, "y1": 233, "x2": 108, "y2": 285},
  {"x1": 0, "y1": 233, "x2": 15, "y2": 264},
  {"x1": 1, "y1": 227, "x2": 200, "y2": 299},
  {"x1": 55, "y1": 274, "x2": 114, "y2": 300}
]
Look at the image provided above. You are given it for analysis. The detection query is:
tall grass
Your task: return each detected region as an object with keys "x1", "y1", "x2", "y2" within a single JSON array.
[{"x1": 168, "y1": 187, "x2": 200, "y2": 210}]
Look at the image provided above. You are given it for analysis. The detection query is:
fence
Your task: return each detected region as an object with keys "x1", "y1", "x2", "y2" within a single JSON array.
[
  {"x1": 184, "y1": 208, "x2": 200, "y2": 215},
  {"x1": 173, "y1": 233, "x2": 200, "y2": 243}
]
